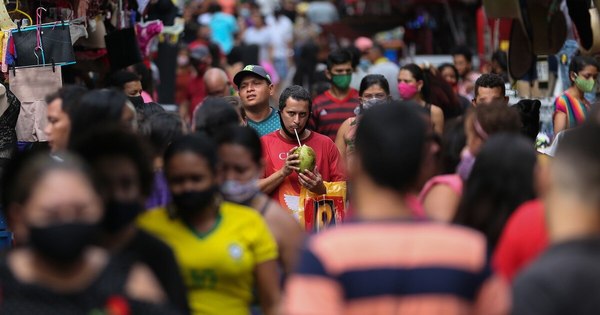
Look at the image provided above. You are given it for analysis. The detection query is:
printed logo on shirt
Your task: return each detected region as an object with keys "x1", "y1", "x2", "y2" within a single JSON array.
[
  {"x1": 279, "y1": 152, "x2": 289, "y2": 160},
  {"x1": 228, "y1": 243, "x2": 243, "y2": 261},
  {"x1": 320, "y1": 109, "x2": 328, "y2": 116},
  {"x1": 189, "y1": 269, "x2": 218, "y2": 289}
]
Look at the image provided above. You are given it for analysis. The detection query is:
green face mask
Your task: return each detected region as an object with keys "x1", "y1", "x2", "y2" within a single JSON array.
[
  {"x1": 575, "y1": 75, "x2": 596, "y2": 93},
  {"x1": 331, "y1": 74, "x2": 352, "y2": 90}
]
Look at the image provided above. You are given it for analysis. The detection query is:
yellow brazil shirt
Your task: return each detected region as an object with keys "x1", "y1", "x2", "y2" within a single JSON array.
[{"x1": 137, "y1": 202, "x2": 278, "y2": 315}]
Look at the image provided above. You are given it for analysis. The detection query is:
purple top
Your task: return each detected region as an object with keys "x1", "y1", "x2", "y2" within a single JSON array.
[{"x1": 145, "y1": 170, "x2": 171, "y2": 210}]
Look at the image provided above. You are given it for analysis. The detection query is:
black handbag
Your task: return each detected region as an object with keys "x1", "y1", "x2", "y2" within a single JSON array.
[
  {"x1": 104, "y1": 26, "x2": 142, "y2": 70},
  {"x1": 11, "y1": 22, "x2": 76, "y2": 67},
  {"x1": 104, "y1": 0, "x2": 142, "y2": 70}
]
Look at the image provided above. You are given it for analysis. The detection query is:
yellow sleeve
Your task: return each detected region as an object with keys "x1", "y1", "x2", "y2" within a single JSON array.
[
  {"x1": 136, "y1": 207, "x2": 169, "y2": 234},
  {"x1": 251, "y1": 214, "x2": 279, "y2": 264}
]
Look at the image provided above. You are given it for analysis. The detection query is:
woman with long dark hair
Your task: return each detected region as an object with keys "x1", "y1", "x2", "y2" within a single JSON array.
[
  {"x1": 453, "y1": 134, "x2": 537, "y2": 249},
  {"x1": 398, "y1": 63, "x2": 444, "y2": 134},
  {"x1": 335, "y1": 74, "x2": 390, "y2": 167},
  {"x1": 553, "y1": 56, "x2": 599, "y2": 135}
]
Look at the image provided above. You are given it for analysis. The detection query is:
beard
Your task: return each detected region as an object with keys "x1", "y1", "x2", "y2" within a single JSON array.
[{"x1": 278, "y1": 111, "x2": 307, "y2": 140}]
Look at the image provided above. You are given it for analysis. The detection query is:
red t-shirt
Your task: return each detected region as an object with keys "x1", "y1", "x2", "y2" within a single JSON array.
[
  {"x1": 493, "y1": 199, "x2": 549, "y2": 282},
  {"x1": 310, "y1": 89, "x2": 360, "y2": 141},
  {"x1": 261, "y1": 130, "x2": 346, "y2": 217},
  {"x1": 187, "y1": 75, "x2": 206, "y2": 118}
]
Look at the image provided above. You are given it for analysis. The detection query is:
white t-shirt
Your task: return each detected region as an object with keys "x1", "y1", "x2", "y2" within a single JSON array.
[
  {"x1": 267, "y1": 16, "x2": 293, "y2": 59},
  {"x1": 243, "y1": 26, "x2": 272, "y2": 63}
]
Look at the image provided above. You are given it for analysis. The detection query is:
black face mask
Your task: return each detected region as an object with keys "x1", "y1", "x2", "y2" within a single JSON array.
[
  {"x1": 278, "y1": 111, "x2": 307, "y2": 140},
  {"x1": 128, "y1": 95, "x2": 144, "y2": 109},
  {"x1": 29, "y1": 223, "x2": 98, "y2": 265},
  {"x1": 102, "y1": 200, "x2": 144, "y2": 233},
  {"x1": 172, "y1": 186, "x2": 218, "y2": 221}
]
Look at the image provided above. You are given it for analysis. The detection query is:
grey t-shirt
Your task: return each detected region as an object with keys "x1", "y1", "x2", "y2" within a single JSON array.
[{"x1": 513, "y1": 237, "x2": 600, "y2": 315}]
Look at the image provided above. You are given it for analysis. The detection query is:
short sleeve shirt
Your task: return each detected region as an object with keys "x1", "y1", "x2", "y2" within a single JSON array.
[
  {"x1": 247, "y1": 107, "x2": 281, "y2": 137},
  {"x1": 554, "y1": 91, "x2": 589, "y2": 129},
  {"x1": 137, "y1": 202, "x2": 278, "y2": 315},
  {"x1": 261, "y1": 130, "x2": 346, "y2": 218}
]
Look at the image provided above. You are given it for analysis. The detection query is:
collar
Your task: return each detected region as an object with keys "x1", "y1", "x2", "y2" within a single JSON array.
[
  {"x1": 246, "y1": 107, "x2": 275, "y2": 124},
  {"x1": 276, "y1": 129, "x2": 313, "y2": 144},
  {"x1": 374, "y1": 57, "x2": 389, "y2": 65},
  {"x1": 325, "y1": 89, "x2": 358, "y2": 103}
]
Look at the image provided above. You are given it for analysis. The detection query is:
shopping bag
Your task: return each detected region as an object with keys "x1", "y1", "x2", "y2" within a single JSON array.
[
  {"x1": 299, "y1": 181, "x2": 346, "y2": 232},
  {"x1": 104, "y1": 26, "x2": 142, "y2": 70}
]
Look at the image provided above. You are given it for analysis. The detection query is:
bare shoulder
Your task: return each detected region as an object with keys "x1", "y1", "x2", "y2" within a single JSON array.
[
  {"x1": 423, "y1": 184, "x2": 461, "y2": 222},
  {"x1": 126, "y1": 262, "x2": 167, "y2": 304},
  {"x1": 431, "y1": 104, "x2": 444, "y2": 116}
]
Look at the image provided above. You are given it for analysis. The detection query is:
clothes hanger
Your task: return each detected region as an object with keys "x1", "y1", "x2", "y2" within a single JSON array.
[
  {"x1": 7, "y1": 0, "x2": 32, "y2": 26},
  {"x1": 34, "y1": 6, "x2": 46, "y2": 65}
]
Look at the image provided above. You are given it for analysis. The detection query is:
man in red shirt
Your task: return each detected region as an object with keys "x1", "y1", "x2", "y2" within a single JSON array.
[
  {"x1": 310, "y1": 49, "x2": 360, "y2": 141},
  {"x1": 259, "y1": 85, "x2": 345, "y2": 218},
  {"x1": 180, "y1": 44, "x2": 212, "y2": 122}
]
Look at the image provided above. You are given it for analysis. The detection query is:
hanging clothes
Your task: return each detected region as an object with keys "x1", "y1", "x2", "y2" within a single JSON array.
[{"x1": 10, "y1": 66, "x2": 62, "y2": 142}]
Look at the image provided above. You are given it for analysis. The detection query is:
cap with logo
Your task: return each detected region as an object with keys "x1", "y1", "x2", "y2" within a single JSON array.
[{"x1": 233, "y1": 65, "x2": 272, "y2": 87}]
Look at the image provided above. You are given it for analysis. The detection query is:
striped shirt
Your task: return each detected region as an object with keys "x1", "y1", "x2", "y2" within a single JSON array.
[
  {"x1": 310, "y1": 89, "x2": 360, "y2": 141},
  {"x1": 554, "y1": 91, "x2": 589, "y2": 129},
  {"x1": 284, "y1": 221, "x2": 509, "y2": 315}
]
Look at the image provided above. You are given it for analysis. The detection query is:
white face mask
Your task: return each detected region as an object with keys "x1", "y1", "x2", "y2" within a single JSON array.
[
  {"x1": 177, "y1": 55, "x2": 189, "y2": 67},
  {"x1": 362, "y1": 98, "x2": 385, "y2": 110},
  {"x1": 355, "y1": 98, "x2": 386, "y2": 115},
  {"x1": 220, "y1": 177, "x2": 260, "y2": 204}
]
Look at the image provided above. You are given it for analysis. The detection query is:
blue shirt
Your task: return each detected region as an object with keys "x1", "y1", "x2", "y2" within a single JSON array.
[
  {"x1": 247, "y1": 107, "x2": 280, "y2": 137},
  {"x1": 209, "y1": 12, "x2": 238, "y2": 54}
]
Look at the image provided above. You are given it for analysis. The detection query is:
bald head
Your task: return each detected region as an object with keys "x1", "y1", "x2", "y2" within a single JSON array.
[{"x1": 204, "y1": 68, "x2": 231, "y2": 97}]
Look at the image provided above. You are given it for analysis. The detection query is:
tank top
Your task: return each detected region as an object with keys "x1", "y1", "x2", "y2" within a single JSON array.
[{"x1": 425, "y1": 102, "x2": 432, "y2": 116}]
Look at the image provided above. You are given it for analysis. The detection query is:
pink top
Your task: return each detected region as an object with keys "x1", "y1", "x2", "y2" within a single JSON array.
[
  {"x1": 141, "y1": 91, "x2": 153, "y2": 103},
  {"x1": 418, "y1": 174, "x2": 463, "y2": 205},
  {"x1": 406, "y1": 193, "x2": 426, "y2": 218}
]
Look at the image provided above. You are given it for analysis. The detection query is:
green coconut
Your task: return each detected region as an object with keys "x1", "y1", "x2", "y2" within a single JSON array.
[{"x1": 294, "y1": 144, "x2": 316, "y2": 173}]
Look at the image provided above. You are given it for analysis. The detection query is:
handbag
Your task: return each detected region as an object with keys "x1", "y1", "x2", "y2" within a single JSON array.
[
  {"x1": 105, "y1": 26, "x2": 142, "y2": 69},
  {"x1": 104, "y1": 0, "x2": 142, "y2": 70}
]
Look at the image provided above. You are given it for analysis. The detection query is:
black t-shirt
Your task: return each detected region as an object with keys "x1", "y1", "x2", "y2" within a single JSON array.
[
  {"x1": 513, "y1": 237, "x2": 600, "y2": 315},
  {"x1": 121, "y1": 229, "x2": 190, "y2": 315},
  {"x1": 0, "y1": 252, "x2": 181, "y2": 315}
]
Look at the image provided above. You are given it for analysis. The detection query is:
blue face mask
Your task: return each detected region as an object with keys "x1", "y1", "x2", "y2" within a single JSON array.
[
  {"x1": 240, "y1": 8, "x2": 251, "y2": 18},
  {"x1": 220, "y1": 178, "x2": 260, "y2": 204},
  {"x1": 456, "y1": 148, "x2": 476, "y2": 181},
  {"x1": 359, "y1": 59, "x2": 372, "y2": 70}
]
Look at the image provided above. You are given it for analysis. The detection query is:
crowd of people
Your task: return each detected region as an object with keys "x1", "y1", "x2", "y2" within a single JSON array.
[{"x1": 0, "y1": 1, "x2": 600, "y2": 315}]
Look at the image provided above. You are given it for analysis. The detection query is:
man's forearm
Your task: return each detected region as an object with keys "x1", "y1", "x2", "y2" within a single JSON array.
[{"x1": 259, "y1": 169, "x2": 286, "y2": 195}]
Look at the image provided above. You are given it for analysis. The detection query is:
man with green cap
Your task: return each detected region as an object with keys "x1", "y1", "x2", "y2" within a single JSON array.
[
  {"x1": 234, "y1": 64, "x2": 280, "y2": 136},
  {"x1": 309, "y1": 49, "x2": 360, "y2": 141}
]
